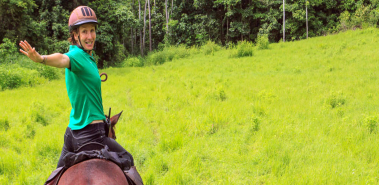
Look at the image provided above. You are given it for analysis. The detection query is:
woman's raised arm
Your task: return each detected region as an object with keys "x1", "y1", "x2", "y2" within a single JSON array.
[{"x1": 19, "y1": 40, "x2": 70, "y2": 68}]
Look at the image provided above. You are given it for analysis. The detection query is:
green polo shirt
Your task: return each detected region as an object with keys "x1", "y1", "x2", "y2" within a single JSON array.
[{"x1": 64, "y1": 45, "x2": 106, "y2": 130}]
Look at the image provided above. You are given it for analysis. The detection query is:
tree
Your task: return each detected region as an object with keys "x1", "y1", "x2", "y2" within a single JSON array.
[
  {"x1": 306, "y1": 0, "x2": 308, "y2": 38},
  {"x1": 143, "y1": 0, "x2": 147, "y2": 55},
  {"x1": 139, "y1": 0, "x2": 143, "y2": 56},
  {"x1": 0, "y1": 0, "x2": 375, "y2": 68},
  {"x1": 165, "y1": 0, "x2": 169, "y2": 34},
  {"x1": 148, "y1": 0, "x2": 152, "y2": 51},
  {"x1": 0, "y1": 0, "x2": 37, "y2": 46},
  {"x1": 283, "y1": 0, "x2": 285, "y2": 42}
]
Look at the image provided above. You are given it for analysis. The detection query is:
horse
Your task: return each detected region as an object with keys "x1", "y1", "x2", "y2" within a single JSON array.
[
  {"x1": 46, "y1": 111, "x2": 139, "y2": 185},
  {"x1": 58, "y1": 159, "x2": 129, "y2": 185}
]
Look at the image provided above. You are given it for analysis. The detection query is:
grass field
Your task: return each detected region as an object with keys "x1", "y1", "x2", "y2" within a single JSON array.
[{"x1": 1, "y1": 28, "x2": 379, "y2": 184}]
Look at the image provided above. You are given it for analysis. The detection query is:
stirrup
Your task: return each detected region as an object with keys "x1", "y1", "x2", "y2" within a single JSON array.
[{"x1": 124, "y1": 166, "x2": 144, "y2": 185}]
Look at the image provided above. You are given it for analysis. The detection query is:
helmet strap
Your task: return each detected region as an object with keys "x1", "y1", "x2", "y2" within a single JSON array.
[{"x1": 77, "y1": 34, "x2": 94, "y2": 54}]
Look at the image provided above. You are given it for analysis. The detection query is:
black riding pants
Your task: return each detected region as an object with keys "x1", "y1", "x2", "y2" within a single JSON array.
[{"x1": 56, "y1": 121, "x2": 134, "y2": 168}]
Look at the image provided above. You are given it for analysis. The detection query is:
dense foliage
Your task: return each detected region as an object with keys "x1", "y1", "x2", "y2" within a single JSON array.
[{"x1": 1, "y1": 0, "x2": 379, "y2": 67}]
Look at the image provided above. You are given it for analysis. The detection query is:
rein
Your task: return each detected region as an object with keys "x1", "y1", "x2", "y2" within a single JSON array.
[{"x1": 106, "y1": 107, "x2": 112, "y2": 138}]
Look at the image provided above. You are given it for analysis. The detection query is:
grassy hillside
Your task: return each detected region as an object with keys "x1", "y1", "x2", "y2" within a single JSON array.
[{"x1": 1, "y1": 28, "x2": 379, "y2": 184}]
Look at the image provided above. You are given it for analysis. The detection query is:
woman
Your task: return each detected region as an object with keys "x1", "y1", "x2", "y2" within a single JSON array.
[{"x1": 19, "y1": 6, "x2": 140, "y2": 181}]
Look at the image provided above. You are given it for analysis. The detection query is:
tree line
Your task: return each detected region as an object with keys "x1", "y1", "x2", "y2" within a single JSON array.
[{"x1": 1, "y1": 0, "x2": 378, "y2": 68}]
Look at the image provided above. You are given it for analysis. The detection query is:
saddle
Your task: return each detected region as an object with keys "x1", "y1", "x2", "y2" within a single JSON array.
[{"x1": 44, "y1": 142, "x2": 143, "y2": 185}]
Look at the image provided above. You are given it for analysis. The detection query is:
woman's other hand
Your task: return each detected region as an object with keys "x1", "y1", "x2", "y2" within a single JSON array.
[{"x1": 19, "y1": 40, "x2": 43, "y2": 63}]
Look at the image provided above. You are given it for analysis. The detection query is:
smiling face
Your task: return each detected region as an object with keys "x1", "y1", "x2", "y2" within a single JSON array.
[{"x1": 74, "y1": 23, "x2": 96, "y2": 51}]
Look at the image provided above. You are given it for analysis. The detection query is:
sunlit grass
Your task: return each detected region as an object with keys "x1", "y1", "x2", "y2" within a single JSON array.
[{"x1": 1, "y1": 28, "x2": 379, "y2": 184}]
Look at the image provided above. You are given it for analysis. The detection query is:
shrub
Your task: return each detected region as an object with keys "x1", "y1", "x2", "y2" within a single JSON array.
[
  {"x1": 339, "y1": 11, "x2": 351, "y2": 31},
  {"x1": 251, "y1": 115, "x2": 260, "y2": 132},
  {"x1": 124, "y1": 57, "x2": 144, "y2": 67},
  {"x1": 0, "y1": 118, "x2": 10, "y2": 131},
  {"x1": 188, "y1": 45, "x2": 200, "y2": 55},
  {"x1": 229, "y1": 41, "x2": 253, "y2": 58},
  {"x1": 13, "y1": 56, "x2": 41, "y2": 70},
  {"x1": 161, "y1": 45, "x2": 190, "y2": 62},
  {"x1": 39, "y1": 65, "x2": 61, "y2": 80},
  {"x1": 26, "y1": 124, "x2": 36, "y2": 139},
  {"x1": 0, "y1": 67, "x2": 22, "y2": 90},
  {"x1": 226, "y1": 42, "x2": 236, "y2": 50},
  {"x1": 14, "y1": 56, "x2": 62, "y2": 81},
  {"x1": 256, "y1": 34, "x2": 269, "y2": 50},
  {"x1": 50, "y1": 40, "x2": 70, "y2": 54},
  {"x1": 171, "y1": 45, "x2": 190, "y2": 59},
  {"x1": 0, "y1": 55, "x2": 60, "y2": 90},
  {"x1": 0, "y1": 38, "x2": 18, "y2": 63},
  {"x1": 236, "y1": 40, "x2": 253, "y2": 57},
  {"x1": 340, "y1": 5, "x2": 379, "y2": 30},
  {"x1": 368, "y1": 8, "x2": 379, "y2": 27},
  {"x1": 165, "y1": 48, "x2": 176, "y2": 62},
  {"x1": 0, "y1": 65, "x2": 46, "y2": 90},
  {"x1": 30, "y1": 101, "x2": 50, "y2": 126},
  {"x1": 325, "y1": 92, "x2": 346, "y2": 108},
  {"x1": 146, "y1": 51, "x2": 166, "y2": 66},
  {"x1": 201, "y1": 40, "x2": 220, "y2": 55},
  {"x1": 144, "y1": 45, "x2": 191, "y2": 66},
  {"x1": 351, "y1": 5, "x2": 372, "y2": 28},
  {"x1": 209, "y1": 86, "x2": 227, "y2": 101},
  {"x1": 365, "y1": 116, "x2": 378, "y2": 133}
]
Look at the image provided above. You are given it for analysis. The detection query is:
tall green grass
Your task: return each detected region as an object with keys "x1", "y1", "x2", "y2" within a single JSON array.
[
  {"x1": 123, "y1": 45, "x2": 200, "y2": 67},
  {"x1": 0, "y1": 56, "x2": 63, "y2": 91},
  {"x1": 1, "y1": 28, "x2": 379, "y2": 184}
]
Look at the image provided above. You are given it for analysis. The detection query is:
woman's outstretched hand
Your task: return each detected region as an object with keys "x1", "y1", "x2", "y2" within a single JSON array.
[{"x1": 19, "y1": 40, "x2": 43, "y2": 63}]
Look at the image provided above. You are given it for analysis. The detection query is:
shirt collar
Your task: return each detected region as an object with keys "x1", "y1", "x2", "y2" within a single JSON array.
[{"x1": 69, "y1": 45, "x2": 95, "y2": 58}]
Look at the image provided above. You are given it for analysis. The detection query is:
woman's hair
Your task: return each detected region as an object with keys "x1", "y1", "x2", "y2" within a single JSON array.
[{"x1": 68, "y1": 28, "x2": 78, "y2": 45}]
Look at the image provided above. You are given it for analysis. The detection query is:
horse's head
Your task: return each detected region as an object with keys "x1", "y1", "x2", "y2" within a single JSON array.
[{"x1": 108, "y1": 111, "x2": 123, "y2": 140}]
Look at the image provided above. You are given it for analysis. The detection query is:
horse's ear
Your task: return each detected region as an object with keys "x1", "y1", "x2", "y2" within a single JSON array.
[{"x1": 110, "y1": 111, "x2": 123, "y2": 126}]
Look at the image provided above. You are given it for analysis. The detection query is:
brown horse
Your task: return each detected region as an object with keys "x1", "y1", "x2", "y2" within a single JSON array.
[
  {"x1": 58, "y1": 159, "x2": 129, "y2": 185},
  {"x1": 56, "y1": 111, "x2": 133, "y2": 185},
  {"x1": 107, "y1": 110, "x2": 122, "y2": 140}
]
